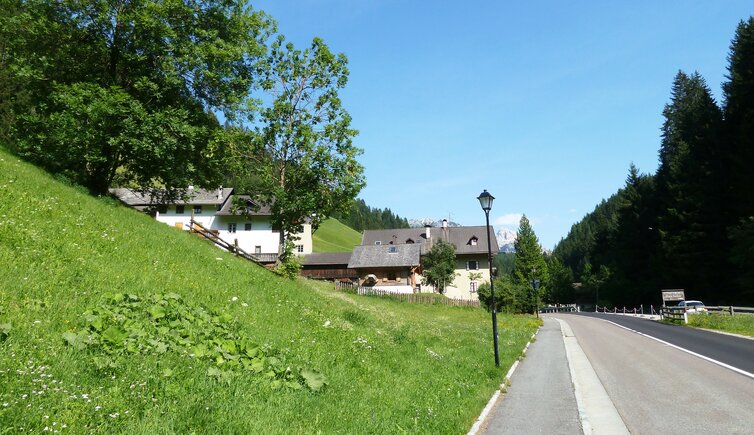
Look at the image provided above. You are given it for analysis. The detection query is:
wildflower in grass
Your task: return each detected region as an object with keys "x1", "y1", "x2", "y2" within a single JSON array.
[
  {"x1": 231, "y1": 296, "x2": 238, "y2": 302},
  {"x1": 323, "y1": 320, "x2": 331, "y2": 327}
]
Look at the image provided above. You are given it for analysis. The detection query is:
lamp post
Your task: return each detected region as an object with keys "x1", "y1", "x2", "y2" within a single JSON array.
[
  {"x1": 530, "y1": 268, "x2": 540, "y2": 319},
  {"x1": 477, "y1": 189, "x2": 499, "y2": 367}
]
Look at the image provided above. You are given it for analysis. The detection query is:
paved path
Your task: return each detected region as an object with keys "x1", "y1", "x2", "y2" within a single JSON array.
[{"x1": 480, "y1": 318, "x2": 582, "y2": 434}]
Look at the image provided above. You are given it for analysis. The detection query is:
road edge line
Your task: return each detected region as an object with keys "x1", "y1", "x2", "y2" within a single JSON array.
[
  {"x1": 553, "y1": 317, "x2": 629, "y2": 435},
  {"x1": 601, "y1": 319, "x2": 754, "y2": 381},
  {"x1": 467, "y1": 328, "x2": 540, "y2": 435}
]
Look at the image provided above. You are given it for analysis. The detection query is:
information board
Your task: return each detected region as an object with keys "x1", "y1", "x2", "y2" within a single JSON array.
[{"x1": 661, "y1": 289, "x2": 685, "y2": 302}]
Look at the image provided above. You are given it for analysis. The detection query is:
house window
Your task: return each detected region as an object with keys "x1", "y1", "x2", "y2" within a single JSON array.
[
  {"x1": 467, "y1": 260, "x2": 479, "y2": 270},
  {"x1": 244, "y1": 223, "x2": 252, "y2": 231},
  {"x1": 388, "y1": 246, "x2": 398, "y2": 253},
  {"x1": 176, "y1": 205, "x2": 185, "y2": 214},
  {"x1": 388, "y1": 272, "x2": 397, "y2": 281},
  {"x1": 255, "y1": 246, "x2": 262, "y2": 254},
  {"x1": 228, "y1": 223, "x2": 237, "y2": 233},
  {"x1": 296, "y1": 245, "x2": 304, "y2": 253},
  {"x1": 193, "y1": 205, "x2": 202, "y2": 214},
  {"x1": 470, "y1": 281, "x2": 478, "y2": 293},
  {"x1": 157, "y1": 205, "x2": 167, "y2": 214},
  {"x1": 375, "y1": 241, "x2": 381, "y2": 245}
]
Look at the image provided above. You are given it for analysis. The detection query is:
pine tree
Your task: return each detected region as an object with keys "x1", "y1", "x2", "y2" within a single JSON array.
[
  {"x1": 655, "y1": 71, "x2": 727, "y2": 301},
  {"x1": 724, "y1": 17, "x2": 754, "y2": 221},
  {"x1": 513, "y1": 215, "x2": 549, "y2": 313},
  {"x1": 723, "y1": 17, "x2": 754, "y2": 303},
  {"x1": 608, "y1": 164, "x2": 661, "y2": 306}
]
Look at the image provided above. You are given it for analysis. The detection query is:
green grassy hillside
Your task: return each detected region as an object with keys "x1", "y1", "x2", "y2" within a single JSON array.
[
  {"x1": 0, "y1": 148, "x2": 540, "y2": 433},
  {"x1": 312, "y1": 218, "x2": 362, "y2": 252}
]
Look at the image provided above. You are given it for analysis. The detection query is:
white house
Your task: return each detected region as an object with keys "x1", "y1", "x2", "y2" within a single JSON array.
[{"x1": 110, "y1": 187, "x2": 312, "y2": 260}]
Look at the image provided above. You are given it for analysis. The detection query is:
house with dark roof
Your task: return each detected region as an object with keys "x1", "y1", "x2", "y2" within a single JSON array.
[
  {"x1": 356, "y1": 220, "x2": 498, "y2": 300},
  {"x1": 109, "y1": 187, "x2": 312, "y2": 258},
  {"x1": 347, "y1": 244, "x2": 422, "y2": 293},
  {"x1": 299, "y1": 252, "x2": 357, "y2": 281}
]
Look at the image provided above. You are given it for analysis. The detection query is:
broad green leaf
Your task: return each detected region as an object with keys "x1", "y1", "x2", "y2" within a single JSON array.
[
  {"x1": 62, "y1": 331, "x2": 86, "y2": 349},
  {"x1": 192, "y1": 344, "x2": 207, "y2": 358},
  {"x1": 101, "y1": 326, "x2": 127, "y2": 346},
  {"x1": 221, "y1": 340, "x2": 236, "y2": 353},
  {"x1": 149, "y1": 305, "x2": 166, "y2": 320},
  {"x1": 87, "y1": 315, "x2": 103, "y2": 331},
  {"x1": 0, "y1": 322, "x2": 11, "y2": 340},
  {"x1": 301, "y1": 368, "x2": 328, "y2": 392}
]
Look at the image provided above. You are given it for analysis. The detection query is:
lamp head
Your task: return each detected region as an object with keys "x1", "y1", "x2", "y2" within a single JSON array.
[{"x1": 477, "y1": 189, "x2": 494, "y2": 212}]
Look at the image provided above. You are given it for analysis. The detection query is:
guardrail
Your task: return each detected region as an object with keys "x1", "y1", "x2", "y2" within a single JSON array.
[
  {"x1": 596, "y1": 305, "x2": 659, "y2": 316},
  {"x1": 540, "y1": 305, "x2": 577, "y2": 313},
  {"x1": 706, "y1": 306, "x2": 754, "y2": 315}
]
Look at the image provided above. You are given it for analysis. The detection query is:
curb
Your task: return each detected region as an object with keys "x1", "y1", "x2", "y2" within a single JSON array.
[{"x1": 467, "y1": 327, "x2": 540, "y2": 435}]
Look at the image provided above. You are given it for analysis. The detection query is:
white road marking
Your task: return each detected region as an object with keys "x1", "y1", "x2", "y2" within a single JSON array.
[{"x1": 599, "y1": 318, "x2": 754, "y2": 381}]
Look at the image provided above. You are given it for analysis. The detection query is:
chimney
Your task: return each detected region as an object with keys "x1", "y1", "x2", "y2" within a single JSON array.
[
  {"x1": 217, "y1": 186, "x2": 223, "y2": 200},
  {"x1": 442, "y1": 219, "x2": 448, "y2": 229},
  {"x1": 424, "y1": 224, "x2": 431, "y2": 239}
]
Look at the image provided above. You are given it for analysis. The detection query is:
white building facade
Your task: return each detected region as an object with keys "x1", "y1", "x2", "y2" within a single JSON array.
[{"x1": 110, "y1": 187, "x2": 312, "y2": 258}]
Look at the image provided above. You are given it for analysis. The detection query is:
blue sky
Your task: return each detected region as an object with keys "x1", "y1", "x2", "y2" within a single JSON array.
[{"x1": 253, "y1": 1, "x2": 753, "y2": 249}]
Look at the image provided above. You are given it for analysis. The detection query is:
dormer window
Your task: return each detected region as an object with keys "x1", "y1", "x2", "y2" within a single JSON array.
[
  {"x1": 388, "y1": 246, "x2": 398, "y2": 253},
  {"x1": 406, "y1": 238, "x2": 415, "y2": 244},
  {"x1": 469, "y1": 237, "x2": 479, "y2": 246},
  {"x1": 375, "y1": 241, "x2": 381, "y2": 245}
]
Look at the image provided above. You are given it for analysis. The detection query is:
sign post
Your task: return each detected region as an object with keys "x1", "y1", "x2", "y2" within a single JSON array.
[{"x1": 661, "y1": 289, "x2": 685, "y2": 306}]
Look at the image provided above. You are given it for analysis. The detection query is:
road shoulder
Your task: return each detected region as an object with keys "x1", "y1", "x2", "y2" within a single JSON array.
[{"x1": 552, "y1": 317, "x2": 629, "y2": 435}]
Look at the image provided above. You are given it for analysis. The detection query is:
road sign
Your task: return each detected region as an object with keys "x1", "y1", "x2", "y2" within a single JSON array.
[{"x1": 661, "y1": 289, "x2": 685, "y2": 302}]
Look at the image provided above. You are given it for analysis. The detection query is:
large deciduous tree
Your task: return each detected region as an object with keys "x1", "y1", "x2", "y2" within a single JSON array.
[
  {"x1": 233, "y1": 36, "x2": 365, "y2": 259},
  {"x1": 421, "y1": 240, "x2": 457, "y2": 294},
  {"x1": 2, "y1": 0, "x2": 273, "y2": 194}
]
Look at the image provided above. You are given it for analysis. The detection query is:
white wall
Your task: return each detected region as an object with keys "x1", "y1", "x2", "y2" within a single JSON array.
[{"x1": 154, "y1": 206, "x2": 312, "y2": 255}]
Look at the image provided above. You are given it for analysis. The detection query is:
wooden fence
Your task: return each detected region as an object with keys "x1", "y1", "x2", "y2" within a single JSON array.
[
  {"x1": 661, "y1": 306, "x2": 688, "y2": 323},
  {"x1": 335, "y1": 281, "x2": 481, "y2": 307},
  {"x1": 706, "y1": 306, "x2": 754, "y2": 315},
  {"x1": 188, "y1": 218, "x2": 277, "y2": 266}
]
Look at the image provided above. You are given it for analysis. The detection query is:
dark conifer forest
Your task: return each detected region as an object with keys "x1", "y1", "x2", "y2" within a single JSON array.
[{"x1": 552, "y1": 17, "x2": 754, "y2": 307}]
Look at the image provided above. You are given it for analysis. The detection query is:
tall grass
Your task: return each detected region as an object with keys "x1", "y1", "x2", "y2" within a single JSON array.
[
  {"x1": 0, "y1": 148, "x2": 540, "y2": 433},
  {"x1": 687, "y1": 313, "x2": 754, "y2": 338}
]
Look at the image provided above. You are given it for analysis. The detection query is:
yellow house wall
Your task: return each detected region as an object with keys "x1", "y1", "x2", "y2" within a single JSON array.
[{"x1": 424, "y1": 255, "x2": 492, "y2": 301}]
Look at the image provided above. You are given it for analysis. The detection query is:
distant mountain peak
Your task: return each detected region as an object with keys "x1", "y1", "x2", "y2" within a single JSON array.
[
  {"x1": 408, "y1": 218, "x2": 461, "y2": 228},
  {"x1": 497, "y1": 228, "x2": 517, "y2": 253}
]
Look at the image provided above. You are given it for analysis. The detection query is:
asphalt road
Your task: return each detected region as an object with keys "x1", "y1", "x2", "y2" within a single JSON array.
[
  {"x1": 569, "y1": 312, "x2": 754, "y2": 375},
  {"x1": 549, "y1": 313, "x2": 754, "y2": 434}
]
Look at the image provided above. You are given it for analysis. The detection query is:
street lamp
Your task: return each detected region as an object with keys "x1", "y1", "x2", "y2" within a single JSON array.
[
  {"x1": 530, "y1": 268, "x2": 540, "y2": 319},
  {"x1": 477, "y1": 189, "x2": 499, "y2": 367}
]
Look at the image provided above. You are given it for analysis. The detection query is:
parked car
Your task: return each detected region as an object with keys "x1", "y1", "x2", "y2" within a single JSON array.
[{"x1": 676, "y1": 300, "x2": 708, "y2": 313}]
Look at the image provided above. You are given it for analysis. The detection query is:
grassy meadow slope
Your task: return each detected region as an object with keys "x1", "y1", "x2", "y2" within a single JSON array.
[
  {"x1": 0, "y1": 148, "x2": 540, "y2": 433},
  {"x1": 312, "y1": 218, "x2": 362, "y2": 253}
]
